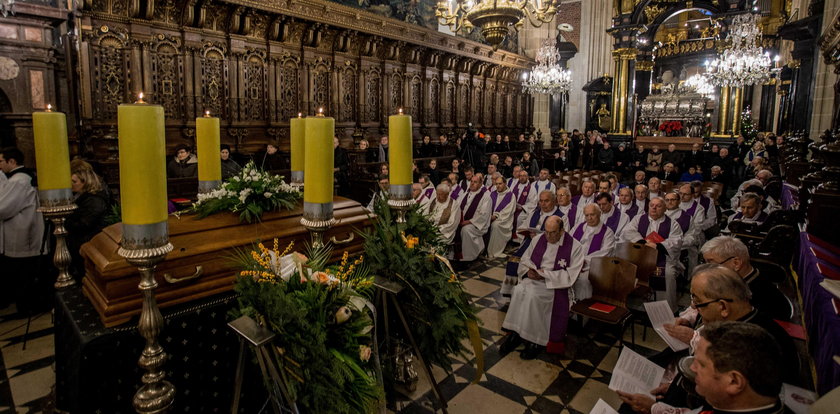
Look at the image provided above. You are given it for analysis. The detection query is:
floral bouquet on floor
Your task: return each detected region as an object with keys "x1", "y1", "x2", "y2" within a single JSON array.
[
  {"x1": 232, "y1": 240, "x2": 382, "y2": 413},
  {"x1": 361, "y1": 198, "x2": 483, "y2": 377},
  {"x1": 192, "y1": 161, "x2": 301, "y2": 223}
]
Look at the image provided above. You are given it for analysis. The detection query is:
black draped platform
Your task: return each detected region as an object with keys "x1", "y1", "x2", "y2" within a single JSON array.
[{"x1": 55, "y1": 287, "x2": 267, "y2": 413}]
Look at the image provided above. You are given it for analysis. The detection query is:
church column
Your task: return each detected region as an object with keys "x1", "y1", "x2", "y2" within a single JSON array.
[
  {"x1": 609, "y1": 47, "x2": 637, "y2": 137},
  {"x1": 715, "y1": 86, "x2": 731, "y2": 136},
  {"x1": 731, "y1": 87, "x2": 744, "y2": 136}
]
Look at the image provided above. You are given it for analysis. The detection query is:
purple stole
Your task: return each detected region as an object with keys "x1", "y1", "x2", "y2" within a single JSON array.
[
  {"x1": 675, "y1": 211, "x2": 692, "y2": 233},
  {"x1": 638, "y1": 215, "x2": 672, "y2": 276},
  {"x1": 507, "y1": 177, "x2": 516, "y2": 188},
  {"x1": 454, "y1": 187, "x2": 488, "y2": 259},
  {"x1": 562, "y1": 204, "x2": 578, "y2": 229},
  {"x1": 624, "y1": 203, "x2": 639, "y2": 218},
  {"x1": 571, "y1": 194, "x2": 592, "y2": 209},
  {"x1": 528, "y1": 232, "x2": 575, "y2": 353},
  {"x1": 529, "y1": 207, "x2": 562, "y2": 230},
  {"x1": 532, "y1": 180, "x2": 552, "y2": 194},
  {"x1": 511, "y1": 183, "x2": 532, "y2": 240},
  {"x1": 417, "y1": 186, "x2": 434, "y2": 202},
  {"x1": 450, "y1": 185, "x2": 463, "y2": 200},
  {"x1": 604, "y1": 208, "x2": 622, "y2": 233},
  {"x1": 491, "y1": 190, "x2": 514, "y2": 213},
  {"x1": 638, "y1": 198, "x2": 650, "y2": 214},
  {"x1": 698, "y1": 196, "x2": 712, "y2": 219},
  {"x1": 572, "y1": 223, "x2": 609, "y2": 255}
]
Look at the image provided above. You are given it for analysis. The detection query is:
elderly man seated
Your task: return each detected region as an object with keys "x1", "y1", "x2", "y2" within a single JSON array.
[
  {"x1": 596, "y1": 192, "x2": 628, "y2": 234},
  {"x1": 634, "y1": 184, "x2": 650, "y2": 213},
  {"x1": 524, "y1": 168, "x2": 556, "y2": 213},
  {"x1": 500, "y1": 216, "x2": 584, "y2": 359},
  {"x1": 511, "y1": 169, "x2": 534, "y2": 242},
  {"x1": 518, "y1": 190, "x2": 563, "y2": 239},
  {"x1": 699, "y1": 236, "x2": 791, "y2": 321},
  {"x1": 556, "y1": 187, "x2": 580, "y2": 231},
  {"x1": 425, "y1": 182, "x2": 460, "y2": 246},
  {"x1": 453, "y1": 174, "x2": 492, "y2": 263},
  {"x1": 487, "y1": 173, "x2": 515, "y2": 258},
  {"x1": 570, "y1": 204, "x2": 616, "y2": 300},
  {"x1": 690, "y1": 180, "x2": 718, "y2": 239},
  {"x1": 617, "y1": 187, "x2": 642, "y2": 219},
  {"x1": 666, "y1": 184, "x2": 706, "y2": 274},
  {"x1": 728, "y1": 193, "x2": 769, "y2": 229},
  {"x1": 620, "y1": 197, "x2": 683, "y2": 310},
  {"x1": 648, "y1": 177, "x2": 663, "y2": 199},
  {"x1": 366, "y1": 174, "x2": 389, "y2": 212},
  {"x1": 414, "y1": 174, "x2": 434, "y2": 208},
  {"x1": 572, "y1": 179, "x2": 596, "y2": 211},
  {"x1": 619, "y1": 320, "x2": 793, "y2": 414}
]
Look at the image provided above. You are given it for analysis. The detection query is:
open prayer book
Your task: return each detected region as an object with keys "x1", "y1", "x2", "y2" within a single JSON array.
[
  {"x1": 608, "y1": 346, "x2": 665, "y2": 399},
  {"x1": 644, "y1": 301, "x2": 690, "y2": 351}
]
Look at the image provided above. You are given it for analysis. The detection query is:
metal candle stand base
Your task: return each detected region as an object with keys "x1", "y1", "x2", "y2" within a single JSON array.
[
  {"x1": 300, "y1": 217, "x2": 337, "y2": 249},
  {"x1": 118, "y1": 243, "x2": 176, "y2": 414},
  {"x1": 38, "y1": 203, "x2": 78, "y2": 288},
  {"x1": 387, "y1": 198, "x2": 414, "y2": 224}
]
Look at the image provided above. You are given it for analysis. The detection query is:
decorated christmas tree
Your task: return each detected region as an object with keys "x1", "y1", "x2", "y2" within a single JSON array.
[{"x1": 740, "y1": 106, "x2": 759, "y2": 144}]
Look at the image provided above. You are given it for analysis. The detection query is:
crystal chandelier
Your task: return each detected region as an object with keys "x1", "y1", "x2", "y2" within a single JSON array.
[
  {"x1": 683, "y1": 74, "x2": 715, "y2": 97},
  {"x1": 436, "y1": 0, "x2": 558, "y2": 48},
  {"x1": 522, "y1": 38, "x2": 572, "y2": 96},
  {"x1": 705, "y1": 13, "x2": 775, "y2": 87}
]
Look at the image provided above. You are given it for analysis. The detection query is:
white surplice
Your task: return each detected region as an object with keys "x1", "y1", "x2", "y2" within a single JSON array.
[
  {"x1": 457, "y1": 189, "x2": 492, "y2": 261},
  {"x1": 570, "y1": 222, "x2": 615, "y2": 300},
  {"x1": 620, "y1": 214, "x2": 683, "y2": 310},
  {"x1": 502, "y1": 233, "x2": 584, "y2": 346},
  {"x1": 426, "y1": 197, "x2": 461, "y2": 244},
  {"x1": 523, "y1": 179, "x2": 556, "y2": 213},
  {"x1": 600, "y1": 204, "x2": 630, "y2": 235},
  {"x1": 487, "y1": 188, "x2": 515, "y2": 258},
  {"x1": 516, "y1": 206, "x2": 561, "y2": 236}
]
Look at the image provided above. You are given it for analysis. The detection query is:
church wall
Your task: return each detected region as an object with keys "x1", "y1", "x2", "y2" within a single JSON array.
[
  {"x1": 810, "y1": 0, "x2": 840, "y2": 138},
  {"x1": 69, "y1": 0, "x2": 533, "y2": 170},
  {"x1": 567, "y1": 0, "x2": 613, "y2": 132}
]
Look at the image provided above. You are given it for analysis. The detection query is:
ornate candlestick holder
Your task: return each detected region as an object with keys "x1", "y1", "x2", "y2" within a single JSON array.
[
  {"x1": 290, "y1": 171, "x2": 304, "y2": 191},
  {"x1": 38, "y1": 189, "x2": 77, "y2": 288},
  {"x1": 301, "y1": 201, "x2": 335, "y2": 248},
  {"x1": 118, "y1": 222, "x2": 175, "y2": 413},
  {"x1": 387, "y1": 184, "x2": 415, "y2": 223}
]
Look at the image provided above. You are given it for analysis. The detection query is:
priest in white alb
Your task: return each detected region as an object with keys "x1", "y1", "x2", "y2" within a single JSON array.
[
  {"x1": 523, "y1": 168, "x2": 556, "y2": 213},
  {"x1": 511, "y1": 169, "x2": 534, "y2": 243},
  {"x1": 425, "y1": 182, "x2": 460, "y2": 245},
  {"x1": 572, "y1": 180, "x2": 596, "y2": 211},
  {"x1": 619, "y1": 197, "x2": 683, "y2": 310},
  {"x1": 453, "y1": 174, "x2": 492, "y2": 262},
  {"x1": 500, "y1": 216, "x2": 584, "y2": 359},
  {"x1": 487, "y1": 173, "x2": 515, "y2": 258},
  {"x1": 616, "y1": 187, "x2": 641, "y2": 219},
  {"x1": 555, "y1": 187, "x2": 580, "y2": 231},
  {"x1": 570, "y1": 204, "x2": 615, "y2": 301},
  {"x1": 676, "y1": 183, "x2": 705, "y2": 274},
  {"x1": 414, "y1": 174, "x2": 434, "y2": 209},
  {"x1": 595, "y1": 192, "x2": 628, "y2": 235},
  {"x1": 517, "y1": 190, "x2": 563, "y2": 239}
]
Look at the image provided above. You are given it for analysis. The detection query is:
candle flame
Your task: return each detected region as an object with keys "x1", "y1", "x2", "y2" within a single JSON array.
[
  {"x1": 136, "y1": 92, "x2": 146, "y2": 104},
  {"x1": 46, "y1": 104, "x2": 52, "y2": 112},
  {"x1": 398, "y1": 108, "x2": 403, "y2": 114},
  {"x1": 204, "y1": 110, "x2": 211, "y2": 117},
  {"x1": 316, "y1": 107, "x2": 325, "y2": 117},
  {"x1": 297, "y1": 112, "x2": 302, "y2": 118}
]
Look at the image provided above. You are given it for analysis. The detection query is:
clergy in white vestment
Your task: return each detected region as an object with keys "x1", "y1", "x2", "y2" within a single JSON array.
[
  {"x1": 616, "y1": 187, "x2": 642, "y2": 219},
  {"x1": 414, "y1": 175, "x2": 435, "y2": 209},
  {"x1": 595, "y1": 192, "x2": 628, "y2": 235},
  {"x1": 676, "y1": 183, "x2": 706, "y2": 274},
  {"x1": 597, "y1": 180, "x2": 611, "y2": 195},
  {"x1": 506, "y1": 165, "x2": 522, "y2": 188},
  {"x1": 500, "y1": 216, "x2": 584, "y2": 359},
  {"x1": 571, "y1": 180, "x2": 596, "y2": 211},
  {"x1": 633, "y1": 184, "x2": 650, "y2": 214},
  {"x1": 619, "y1": 197, "x2": 683, "y2": 310},
  {"x1": 366, "y1": 174, "x2": 389, "y2": 212},
  {"x1": 727, "y1": 192, "x2": 769, "y2": 229},
  {"x1": 487, "y1": 174, "x2": 516, "y2": 258},
  {"x1": 453, "y1": 174, "x2": 493, "y2": 262},
  {"x1": 523, "y1": 169, "x2": 556, "y2": 213},
  {"x1": 484, "y1": 164, "x2": 498, "y2": 188},
  {"x1": 555, "y1": 187, "x2": 580, "y2": 231},
  {"x1": 730, "y1": 178, "x2": 763, "y2": 211},
  {"x1": 690, "y1": 181, "x2": 717, "y2": 237},
  {"x1": 511, "y1": 169, "x2": 534, "y2": 242},
  {"x1": 448, "y1": 172, "x2": 466, "y2": 202},
  {"x1": 517, "y1": 190, "x2": 563, "y2": 239},
  {"x1": 425, "y1": 182, "x2": 461, "y2": 245},
  {"x1": 570, "y1": 204, "x2": 615, "y2": 301},
  {"x1": 664, "y1": 192, "x2": 700, "y2": 279},
  {"x1": 647, "y1": 177, "x2": 662, "y2": 200}
]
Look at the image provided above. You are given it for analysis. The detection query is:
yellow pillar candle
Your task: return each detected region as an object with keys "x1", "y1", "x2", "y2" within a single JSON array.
[
  {"x1": 388, "y1": 109, "x2": 413, "y2": 186},
  {"x1": 196, "y1": 112, "x2": 221, "y2": 183},
  {"x1": 118, "y1": 96, "x2": 168, "y2": 226},
  {"x1": 290, "y1": 113, "x2": 305, "y2": 172},
  {"x1": 32, "y1": 105, "x2": 71, "y2": 191},
  {"x1": 304, "y1": 110, "x2": 334, "y2": 204}
]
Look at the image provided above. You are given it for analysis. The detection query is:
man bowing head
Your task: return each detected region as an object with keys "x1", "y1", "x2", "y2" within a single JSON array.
[{"x1": 500, "y1": 216, "x2": 584, "y2": 359}]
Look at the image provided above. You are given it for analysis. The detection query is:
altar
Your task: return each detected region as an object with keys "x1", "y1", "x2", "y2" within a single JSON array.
[{"x1": 633, "y1": 135, "x2": 705, "y2": 150}]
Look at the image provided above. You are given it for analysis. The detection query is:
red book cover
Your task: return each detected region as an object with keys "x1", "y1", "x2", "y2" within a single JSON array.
[
  {"x1": 645, "y1": 231, "x2": 665, "y2": 244},
  {"x1": 818, "y1": 263, "x2": 840, "y2": 281},
  {"x1": 811, "y1": 247, "x2": 840, "y2": 269},
  {"x1": 774, "y1": 319, "x2": 807, "y2": 341},
  {"x1": 170, "y1": 198, "x2": 191, "y2": 204},
  {"x1": 588, "y1": 302, "x2": 616, "y2": 313}
]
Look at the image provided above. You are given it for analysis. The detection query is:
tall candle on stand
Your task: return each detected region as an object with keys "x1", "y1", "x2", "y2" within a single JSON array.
[
  {"x1": 388, "y1": 108, "x2": 413, "y2": 201},
  {"x1": 290, "y1": 113, "x2": 305, "y2": 185},
  {"x1": 196, "y1": 111, "x2": 221, "y2": 193},
  {"x1": 303, "y1": 108, "x2": 334, "y2": 221},
  {"x1": 32, "y1": 104, "x2": 73, "y2": 206},
  {"x1": 117, "y1": 93, "x2": 169, "y2": 248}
]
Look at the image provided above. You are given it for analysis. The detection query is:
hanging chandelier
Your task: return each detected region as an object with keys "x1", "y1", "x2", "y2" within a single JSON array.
[
  {"x1": 436, "y1": 0, "x2": 558, "y2": 49},
  {"x1": 683, "y1": 74, "x2": 715, "y2": 97},
  {"x1": 705, "y1": 13, "x2": 776, "y2": 87},
  {"x1": 522, "y1": 37, "x2": 572, "y2": 96}
]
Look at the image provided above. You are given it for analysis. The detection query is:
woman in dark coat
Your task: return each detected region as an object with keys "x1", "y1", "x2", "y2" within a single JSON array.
[
  {"x1": 66, "y1": 162, "x2": 110, "y2": 281},
  {"x1": 520, "y1": 151, "x2": 540, "y2": 177},
  {"x1": 418, "y1": 135, "x2": 436, "y2": 158}
]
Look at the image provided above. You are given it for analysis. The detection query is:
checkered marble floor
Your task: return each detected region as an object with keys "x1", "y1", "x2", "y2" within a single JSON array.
[
  {"x1": 0, "y1": 306, "x2": 56, "y2": 413},
  {"x1": 389, "y1": 255, "x2": 674, "y2": 414}
]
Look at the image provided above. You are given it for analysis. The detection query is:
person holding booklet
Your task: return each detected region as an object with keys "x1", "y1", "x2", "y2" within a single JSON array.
[{"x1": 499, "y1": 216, "x2": 584, "y2": 359}]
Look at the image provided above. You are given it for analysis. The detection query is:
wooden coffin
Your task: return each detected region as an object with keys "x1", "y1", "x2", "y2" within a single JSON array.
[{"x1": 81, "y1": 197, "x2": 371, "y2": 327}]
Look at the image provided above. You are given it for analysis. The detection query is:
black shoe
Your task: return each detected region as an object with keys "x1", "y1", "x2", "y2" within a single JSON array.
[
  {"x1": 499, "y1": 332, "x2": 523, "y2": 354},
  {"x1": 520, "y1": 342, "x2": 542, "y2": 360}
]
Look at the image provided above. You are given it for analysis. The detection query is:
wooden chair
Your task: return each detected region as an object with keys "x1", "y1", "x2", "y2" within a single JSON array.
[
  {"x1": 615, "y1": 242, "x2": 658, "y2": 294},
  {"x1": 571, "y1": 257, "x2": 638, "y2": 346},
  {"x1": 661, "y1": 180, "x2": 674, "y2": 194}
]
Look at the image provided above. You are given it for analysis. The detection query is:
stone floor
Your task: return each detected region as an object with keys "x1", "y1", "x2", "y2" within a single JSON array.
[{"x1": 0, "y1": 252, "x2": 811, "y2": 413}]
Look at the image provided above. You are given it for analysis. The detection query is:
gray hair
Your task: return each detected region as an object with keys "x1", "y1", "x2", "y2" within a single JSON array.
[
  {"x1": 436, "y1": 183, "x2": 451, "y2": 193},
  {"x1": 692, "y1": 264, "x2": 752, "y2": 302},
  {"x1": 540, "y1": 190, "x2": 557, "y2": 203},
  {"x1": 700, "y1": 235, "x2": 750, "y2": 262},
  {"x1": 757, "y1": 169, "x2": 773, "y2": 178},
  {"x1": 556, "y1": 186, "x2": 571, "y2": 196},
  {"x1": 741, "y1": 192, "x2": 762, "y2": 205}
]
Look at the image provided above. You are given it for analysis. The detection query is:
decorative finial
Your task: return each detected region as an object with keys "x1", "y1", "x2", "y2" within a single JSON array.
[{"x1": 136, "y1": 92, "x2": 146, "y2": 104}]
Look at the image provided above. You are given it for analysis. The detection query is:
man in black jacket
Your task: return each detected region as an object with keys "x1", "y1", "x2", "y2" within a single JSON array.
[{"x1": 683, "y1": 143, "x2": 705, "y2": 172}]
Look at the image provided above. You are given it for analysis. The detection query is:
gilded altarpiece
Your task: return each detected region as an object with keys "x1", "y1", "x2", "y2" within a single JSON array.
[{"x1": 73, "y1": 0, "x2": 532, "y2": 157}]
